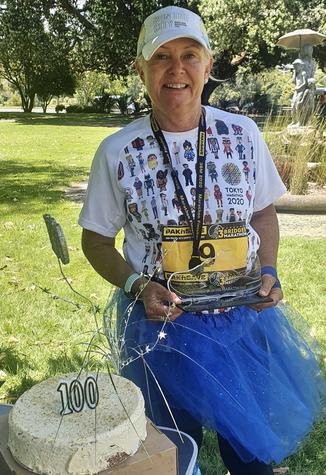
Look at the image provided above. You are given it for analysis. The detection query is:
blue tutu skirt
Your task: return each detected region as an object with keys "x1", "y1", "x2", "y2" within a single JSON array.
[{"x1": 109, "y1": 294, "x2": 326, "y2": 464}]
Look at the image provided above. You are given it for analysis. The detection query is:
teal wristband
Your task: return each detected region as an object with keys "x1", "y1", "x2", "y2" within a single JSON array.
[{"x1": 124, "y1": 273, "x2": 141, "y2": 294}]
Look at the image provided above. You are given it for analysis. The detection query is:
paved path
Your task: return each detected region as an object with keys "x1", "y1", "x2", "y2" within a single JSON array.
[{"x1": 277, "y1": 213, "x2": 326, "y2": 238}]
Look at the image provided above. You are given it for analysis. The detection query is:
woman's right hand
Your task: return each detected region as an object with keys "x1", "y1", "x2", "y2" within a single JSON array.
[{"x1": 139, "y1": 280, "x2": 183, "y2": 321}]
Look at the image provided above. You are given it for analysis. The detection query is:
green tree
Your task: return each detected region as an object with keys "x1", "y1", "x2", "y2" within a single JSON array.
[
  {"x1": 116, "y1": 94, "x2": 130, "y2": 115},
  {"x1": 67, "y1": 0, "x2": 200, "y2": 77},
  {"x1": 37, "y1": 65, "x2": 76, "y2": 113},
  {"x1": 126, "y1": 74, "x2": 148, "y2": 112},
  {"x1": 53, "y1": 0, "x2": 325, "y2": 82},
  {"x1": 200, "y1": 0, "x2": 326, "y2": 78},
  {"x1": 0, "y1": 0, "x2": 75, "y2": 112},
  {"x1": 75, "y1": 71, "x2": 111, "y2": 107}
]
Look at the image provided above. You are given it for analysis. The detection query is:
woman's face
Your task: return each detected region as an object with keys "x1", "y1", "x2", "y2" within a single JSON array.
[{"x1": 137, "y1": 38, "x2": 212, "y2": 118}]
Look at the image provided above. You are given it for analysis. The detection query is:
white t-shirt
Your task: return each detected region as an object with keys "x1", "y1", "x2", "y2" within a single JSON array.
[{"x1": 79, "y1": 106, "x2": 286, "y2": 278}]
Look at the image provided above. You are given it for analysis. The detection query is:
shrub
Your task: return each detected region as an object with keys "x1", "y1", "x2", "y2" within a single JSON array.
[
  {"x1": 55, "y1": 104, "x2": 66, "y2": 113},
  {"x1": 133, "y1": 100, "x2": 142, "y2": 114},
  {"x1": 65, "y1": 105, "x2": 83, "y2": 113},
  {"x1": 116, "y1": 94, "x2": 130, "y2": 115},
  {"x1": 6, "y1": 92, "x2": 21, "y2": 106},
  {"x1": 65, "y1": 105, "x2": 98, "y2": 113},
  {"x1": 263, "y1": 114, "x2": 326, "y2": 194},
  {"x1": 93, "y1": 94, "x2": 116, "y2": 113}
]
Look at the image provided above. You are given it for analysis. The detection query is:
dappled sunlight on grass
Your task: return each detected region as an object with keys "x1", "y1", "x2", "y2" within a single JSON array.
[{"x1": 0, "y1": 116, "x2": 116, "y2": 213}]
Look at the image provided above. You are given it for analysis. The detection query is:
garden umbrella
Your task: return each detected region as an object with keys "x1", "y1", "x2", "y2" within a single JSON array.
[{"x1": 277, "y1": 29, "x2": 326, "y2": 50}]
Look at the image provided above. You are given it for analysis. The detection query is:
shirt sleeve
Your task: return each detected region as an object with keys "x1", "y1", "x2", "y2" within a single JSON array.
[
  {"x1": 78, "y1": 138, "x2": 127, "y2": 237},
  {"x1": 253, "y1": 124, "x2": 287, "y2": 212}
]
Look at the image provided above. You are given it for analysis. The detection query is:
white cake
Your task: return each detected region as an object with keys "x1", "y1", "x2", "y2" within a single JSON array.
[{"x1": 8, "y1": 372, "x2": 147, "y2": 475}]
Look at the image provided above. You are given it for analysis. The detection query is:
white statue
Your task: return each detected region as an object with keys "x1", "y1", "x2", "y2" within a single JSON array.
[{"x1": 291, "y1": 57, "x2": 315, "y2": 126}]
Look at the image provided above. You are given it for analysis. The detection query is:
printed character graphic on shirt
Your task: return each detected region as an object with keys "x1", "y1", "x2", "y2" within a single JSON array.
[
  {"x1": 226, "y1": 208, "x2": 236, "y2": 222},
  {"x1": 246, "y1": 186, "x2": 252, "y2": 205},
  {"x1": 160, "y1": 193, "x2": 168, "y2": 216},
  {"x1": 144, "y1": 173, "x2": 155, "y2": 196},
  {"x1": 222, "y1": 137, "x2": 233, "y2": 159},
  {"x1": 156, "y1": 169, "x2": 168, "y2": 191},
  {"x1": 242, "y1": 161, "x2": 250, "y2": 183},
  {"x1": 208, "y1": 137, "x2": 220, "y2": 159},
  {"x1": 215, "y1": 119, "x2": 229, "y2": 135},
  {"x1": 151, "y1": 243, "x2": 157, "y2": 266},
  {"x1": 126, "y1": 154, "x2": 136, "y2": 177},
  {"x1": 247, "y1": 233, "x2": 258, "y2": 268},
  {"x1": 207, "y1": 161, "x2": 218, "y2": 183},
  {"x1": 151, "y1": 243, "x2": 157, "y2": 265},
  {"x1": 204, "y1": 209, "x2": 212, "y2": 225},
  {"x1": 118, "y1": 161, "x2": 124, "y2": 180},
  {"x1": 183, "y1": 140, "x2": 195, "y2": 161},
  {"x1": 141, "y1": 200, "x2": 149, "y2": 220},
  {"x1": 133, "y1": 177, "x2": 143, "y2": 198},
  {"x1": 125, "y1": 187, "x2": 133, "y2": 202},
  {"x1": 155, "y1": 242, "x2": 163, "y2": 265},
  {"x1": 204, "y1": 187, "x2": 210, "y2": 208},
  {"x1": 232, "y1": 124, "x2": 243, "y2": 135},
  {"x1": 147, "y1": 153, "x2": 158, "y2": 170},
  {"x1": 143, "y1": 223, "x2": 160, "y2": 241},
  {"x1": 190, "y1": 187, "x2": 196, "y2": 206},
  {"x1": 151, "y1": 242, "x2": 163, "y2": 267},
  {"x1": 160, "y1": 149, "x2": 170, "y2": 167},
  {"x1": 137, "y1": 152, "x2": 146, "y2": 173},
  {"x1": 216, "y1": 208, "x2": 223, "y2": 223},
  {"x1": 172, "y1": 142, "x2": 181, "y2": 165},
  {"x1": 128, "y1": 203, "x2": 142, "y2": 223},
  {"x1": 182, "y1": 164, "x2": 194, "y2": 186},
  {"x1": 131, "y1": 137, "x2": 145, "y2": 151},
  {"x1": 235, "y1": 137, "x2": 246, "y2": 160},
  {"x1": 151, "y1": 196, "x2": 158, "y2": 219},
  {"x1": 172, "y1": 192, "x2": 181, "y2": 213},
  {"x1": 248, "y1": 136, "x2": 254, "y2": 160},
  {"x1": 142, "y1": 242, "x2": 151, "y2": 263},
  {"x1": 214, "y1": 184, "x2": 223, "y2": 207},
  {"x1": 146, "y1": 135, "x2": 156, "y2": 148}
]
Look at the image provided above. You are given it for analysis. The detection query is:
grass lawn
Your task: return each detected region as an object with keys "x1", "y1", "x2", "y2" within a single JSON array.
[{"x1": 0, "y1": 112, "x2": 325, "y2": 474}]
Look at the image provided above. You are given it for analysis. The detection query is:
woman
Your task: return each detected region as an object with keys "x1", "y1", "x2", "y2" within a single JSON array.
[{"x1": 79, "y1": 6, "x2": 325, "y2": 475}]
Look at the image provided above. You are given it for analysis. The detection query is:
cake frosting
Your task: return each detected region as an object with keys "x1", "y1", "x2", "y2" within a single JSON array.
[{"x1": 8, "y1": 372, "x2": 147, "y2": 475}]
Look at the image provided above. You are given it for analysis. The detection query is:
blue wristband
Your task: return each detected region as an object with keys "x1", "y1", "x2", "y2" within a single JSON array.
[{"x1": 261, "y1": 265, "x2": 281, "y2": 289}]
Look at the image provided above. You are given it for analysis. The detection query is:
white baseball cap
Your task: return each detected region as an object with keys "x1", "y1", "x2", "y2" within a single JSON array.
[{"x1": 137, "y1": 6, "x2": 212, "y2": 60}]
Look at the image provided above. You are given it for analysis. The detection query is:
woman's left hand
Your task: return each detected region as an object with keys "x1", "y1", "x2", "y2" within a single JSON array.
[{"x1": 251, "y1": 273, "x2": 283, "y2": 311}]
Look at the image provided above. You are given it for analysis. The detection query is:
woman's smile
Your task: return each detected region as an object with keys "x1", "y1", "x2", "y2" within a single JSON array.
[{"x1": 165, "y1": 83, "x2": 188, "y2": 89}]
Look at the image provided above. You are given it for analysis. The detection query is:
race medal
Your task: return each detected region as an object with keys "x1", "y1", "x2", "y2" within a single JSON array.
[{"x1": 189, "y1": 256, "x2": 202, "y2": 270}]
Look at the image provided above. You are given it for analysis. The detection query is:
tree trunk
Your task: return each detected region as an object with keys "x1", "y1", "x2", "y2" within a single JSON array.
[{"x1": 21, "y1": 92, "x2": 35, "y2": 113}]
